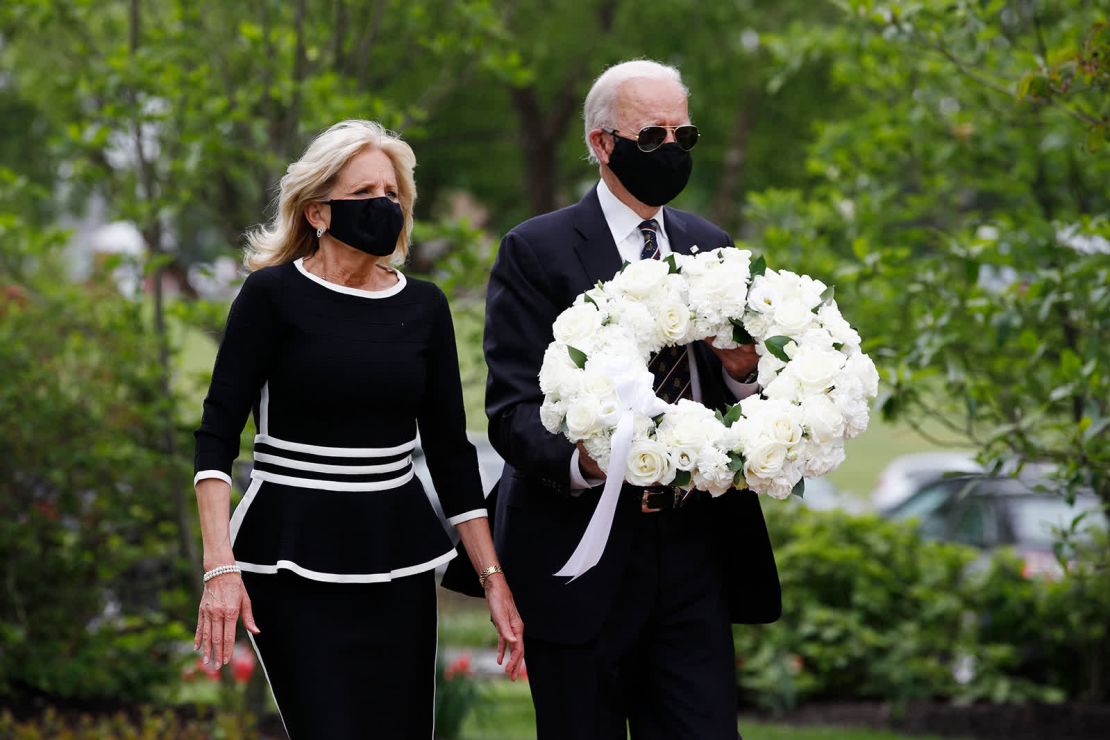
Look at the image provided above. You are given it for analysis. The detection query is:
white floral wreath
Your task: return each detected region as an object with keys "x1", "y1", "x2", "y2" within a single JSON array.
[
  {"x1": 540, "y1": 247, "x2": 878, "y2": 516},
  {"x1": 541, "y1": 247, "x2": 879, "y2": 578}
]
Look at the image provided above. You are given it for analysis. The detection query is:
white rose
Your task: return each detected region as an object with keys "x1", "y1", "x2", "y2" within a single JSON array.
[
  {"x1": 801, "y1": 395, "x2": 846, "y2": 444},
  {"x1": 657, "y1": 300, "x2": 692, "y2": 344},
  {"x1": 768, "y1": 411, "x2": 803, "y2": 446},
  {"x1": 769, "y1": 299, "x2": 815, "y2": 336},
  {"x1": 744, "y1": 439, "x2": 788, "y2": 480},
  {"x1": 539, "y1": 397, "x2": 566, "y2": 434},
  {"x1": 553, "y1": 304, "x2": 603, "y2": 349},
  {"x1": 790, "y1": 344, "x2": 846, "y2": 395},
  {"x1": 565, "y1": 397, "x2": 604, "y2": 440},
  {"x1": 625, "y1": 438, "x2": 676, "y2": 486},
  {"x1": 613, "y1": 258, "x2": 670, "y2": 298}
]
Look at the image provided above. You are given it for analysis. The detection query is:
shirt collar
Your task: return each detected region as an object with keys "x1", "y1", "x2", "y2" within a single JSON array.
[{"x1": 596, "y1": 178, "x2": 666, "y2": 247}]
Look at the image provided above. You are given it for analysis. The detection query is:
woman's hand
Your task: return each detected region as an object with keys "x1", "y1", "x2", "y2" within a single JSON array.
[
  {"x1": 484, "y1": 574, "x2": 525, "y2": 680},
  {"x1": 194, "y1": 571, "x2": 260, "y2": 666}
]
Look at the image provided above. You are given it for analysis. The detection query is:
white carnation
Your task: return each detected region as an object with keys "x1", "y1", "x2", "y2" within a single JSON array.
[{"x1": 539, "y1": 397, "x2": 566, "y2": 434}]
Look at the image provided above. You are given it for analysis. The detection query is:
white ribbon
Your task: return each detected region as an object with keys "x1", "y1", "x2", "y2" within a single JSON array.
[{"x1": 555, "y1": 358, "x2": 669, "y2": 580}]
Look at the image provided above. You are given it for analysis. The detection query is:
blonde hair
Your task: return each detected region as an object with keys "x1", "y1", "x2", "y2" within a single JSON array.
[{"x1": 244, "y1": 120, "x2": 417, "y2": 271}]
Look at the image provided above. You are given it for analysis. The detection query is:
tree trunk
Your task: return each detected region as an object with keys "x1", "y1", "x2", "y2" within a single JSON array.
[{"x1": 711, "y1": 88, "x2": 760, "y2": 233}]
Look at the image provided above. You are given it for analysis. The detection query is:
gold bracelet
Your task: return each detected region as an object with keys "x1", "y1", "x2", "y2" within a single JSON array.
[{"x1": 478, "y1": 565, "x2": 504, "y2": 588}]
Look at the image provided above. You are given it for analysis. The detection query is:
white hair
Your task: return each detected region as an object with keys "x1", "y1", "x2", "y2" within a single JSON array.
[
  {"x1": 582, "y1": 59, "x2": 688, "y2": 164},
  {"x1": 244, "y1": 120, "x2": 417, "y2": 271}
]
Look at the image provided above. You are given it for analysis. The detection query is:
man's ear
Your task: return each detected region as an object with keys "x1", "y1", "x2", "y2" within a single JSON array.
[{"x1": 589, "y1": 129, "x2": 612, "y2": 165}]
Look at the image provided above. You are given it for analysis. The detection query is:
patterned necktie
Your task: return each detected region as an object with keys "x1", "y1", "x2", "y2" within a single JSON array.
[
  {"x1": 639, "y1": 219, "x2": 661, "y2": 260},
  {"x1": 638, "y1": 219, "x2": 692, "y2": 403}
]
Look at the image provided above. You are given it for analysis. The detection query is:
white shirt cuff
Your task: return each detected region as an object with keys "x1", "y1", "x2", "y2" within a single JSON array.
[
  {"x1": 569, "y1": 448, "x2": 603, "y2": 493},
  {"x1": 447, "y1": 509, "x2": 488, "y2": 526},
  {"x1": 722, "y1": 368, "x2": 760, "y2": 401},
  {"x1": 194, "y1": 470, "x2": 233, "y2": 488}
]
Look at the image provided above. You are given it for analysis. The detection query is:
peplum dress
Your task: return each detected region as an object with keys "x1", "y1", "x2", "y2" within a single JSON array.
[{"x1": 193, "y1": 257, "x2": 486, "y2": 739}]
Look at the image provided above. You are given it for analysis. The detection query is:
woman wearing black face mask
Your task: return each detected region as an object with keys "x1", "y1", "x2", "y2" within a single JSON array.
[{"x1": 191, "y1": 119, "x2": 523, "y2": 739}]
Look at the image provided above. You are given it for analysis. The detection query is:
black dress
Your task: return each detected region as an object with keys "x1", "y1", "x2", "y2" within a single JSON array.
[{"x1": 194, "y1": 257, "x2": 486, "y2": 739}]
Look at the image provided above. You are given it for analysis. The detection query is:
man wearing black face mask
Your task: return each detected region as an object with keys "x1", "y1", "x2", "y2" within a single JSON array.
[{"x1": 444, "y1": 60, "x2": 781, "y2": 739}]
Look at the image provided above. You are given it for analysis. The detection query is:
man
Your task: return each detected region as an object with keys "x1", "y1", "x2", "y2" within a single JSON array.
[{"x1": 450, "y1": 60, "x2": 780, "y2": 739}]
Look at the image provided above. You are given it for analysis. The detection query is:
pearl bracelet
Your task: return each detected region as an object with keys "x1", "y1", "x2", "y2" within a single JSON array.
[{"x1": 203, "y1": 564, "x2": 241, "y2": 583}]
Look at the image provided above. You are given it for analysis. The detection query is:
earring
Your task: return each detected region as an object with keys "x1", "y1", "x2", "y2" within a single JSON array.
[{"x1": 316, "y1": 226, "x2": 325, "y2": 238}]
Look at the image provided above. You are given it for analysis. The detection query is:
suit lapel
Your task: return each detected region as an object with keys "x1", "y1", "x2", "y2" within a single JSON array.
[
  {"x1": 662, "y1": 206, "x2": 698, "y2": 256},
  {"x1": 572, "y1": 187, "x2": 624, "y2": 284}
]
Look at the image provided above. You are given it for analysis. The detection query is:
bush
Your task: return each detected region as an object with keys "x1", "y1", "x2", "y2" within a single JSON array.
[
  {"x1": 737, "y1": 505, "x2": 1110, "y2": 711},
  {"x1": 736, "y1": 505, "x2": 975, "y2": 712},
  {"x1": 0, "y1": 194, "x2": 195, "y2": 703}
]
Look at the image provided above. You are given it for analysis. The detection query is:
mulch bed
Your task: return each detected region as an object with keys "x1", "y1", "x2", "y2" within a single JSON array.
[{"x1": 743, "y1": 700, "x2": 1110, "y2": 740}]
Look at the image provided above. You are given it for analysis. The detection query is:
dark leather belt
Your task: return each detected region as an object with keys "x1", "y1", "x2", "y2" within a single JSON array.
[{"x1": 640, "y1": 485, "x2": 695, "y2": 513}]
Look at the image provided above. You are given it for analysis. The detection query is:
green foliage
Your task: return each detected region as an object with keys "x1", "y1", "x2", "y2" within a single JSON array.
[
  {"x1": 737, "y1": 506, "x2": 976, "y2": 712},
  {"x1": 0, "y1": 707, "x2": 257, "y2": 740},
  {"x1": 737, "y1": 505, "x2": 1110, "y2": 712},
  {"x1": 0, "y1": 182, "x2": 192, "y2": 702},
  {"x1": 743, "y1": 0, "x2": 1110, "y2": 514}
]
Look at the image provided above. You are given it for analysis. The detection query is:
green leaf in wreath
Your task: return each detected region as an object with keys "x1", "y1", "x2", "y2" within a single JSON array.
[
  {"x1": 722, "y1": 403, "x2": 743, "y2": 427},
  {"x1": 791, "y1": 478, "x2": 806, "y2": 499},
  {"x1": 652, "y1": 414, "x2": 665, "y2": 426},
  {"x1": 731, "y1": 319, "x2": 754, "y2": 345},
  {"x1": 733, "y1": 471, "x2": 746, "y2": 487},
  {"x1": 765, "y1": 335, "x2": 796, "y2": 362},
  {"x1": 619, "y1": 260, "x2": 631, "y2": 272},
  {"x1": 664, "y1": 254, "x2": 680, "y2": 274},
  {"x1": 820, "y1": 284, "x2": 835, "y2": 304},
  {"x1": 833, "y1": 342, "x2": 844, "y2": 351},
  {"x1": 583, "y1": 293, "x2": 597, "y2": 308},
  {"x1": 673, "y1": 470, "x2": 691, "y2": 488},
  {"x1": 714, "y1": 410, "x2": 725, "y2": 424},
  {"x1": 750, "y1": 254, "x2": 766, "y2": 277},
  {"x1": 727, "y1": 451, "x2": 746, "y2": 472},
  {"x1": 567, "y1": 345, "x2": 587, "y2": 368}
]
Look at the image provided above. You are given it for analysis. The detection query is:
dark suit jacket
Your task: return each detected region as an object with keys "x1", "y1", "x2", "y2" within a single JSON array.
[{"x1": 442, "y1": 187, "x2": 781, "y2": 644}]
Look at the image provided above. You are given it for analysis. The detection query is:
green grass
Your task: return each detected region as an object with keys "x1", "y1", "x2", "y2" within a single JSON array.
[{"x1": 460, "y1": 681, "x2": 958, "y2": 740}]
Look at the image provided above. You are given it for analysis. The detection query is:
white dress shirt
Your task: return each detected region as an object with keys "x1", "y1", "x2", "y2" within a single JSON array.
[{"x1": 568, "y1": 179, "x2": 758, "y2": 489}]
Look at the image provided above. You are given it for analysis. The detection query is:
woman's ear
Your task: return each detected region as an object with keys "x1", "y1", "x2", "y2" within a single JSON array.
[{"x1": 304, "y1": 201, "x2": 328, "y2": 231}]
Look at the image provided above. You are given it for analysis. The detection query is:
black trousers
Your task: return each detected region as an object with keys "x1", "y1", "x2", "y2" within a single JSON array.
[
  {"x1": 523, "y1": 504, "x2": 740, "y2": 740},
  {"x1": 242, "y1": 569, "x2": 437, "y2": 740}
]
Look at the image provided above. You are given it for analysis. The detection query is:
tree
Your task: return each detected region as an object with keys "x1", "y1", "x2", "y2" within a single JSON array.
[{"x1": 743, "y1": 0, "x2": 1110, "y2": 518}]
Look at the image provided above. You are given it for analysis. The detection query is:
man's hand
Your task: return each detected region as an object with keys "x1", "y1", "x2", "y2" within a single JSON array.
[
  {"x1": 576, "y1": 442, "x2": 606, "y2": 480},
  {"x1": 704, "y1": 337, "x2": 759, "y2": 382}
]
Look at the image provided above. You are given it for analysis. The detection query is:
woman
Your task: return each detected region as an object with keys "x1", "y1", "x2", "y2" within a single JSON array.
[{"x1": 191, "y1": 119, "x2": 522, "y2": 739}]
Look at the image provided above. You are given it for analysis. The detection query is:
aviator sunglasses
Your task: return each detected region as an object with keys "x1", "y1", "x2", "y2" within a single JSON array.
[{"x1": 606, "y1": 124, "x2": 700, "y2": 152}]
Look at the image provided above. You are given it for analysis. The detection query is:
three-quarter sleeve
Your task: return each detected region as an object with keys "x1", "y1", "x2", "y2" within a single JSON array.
[
  {"x1": 417, "y1": 288, "x2": 486, "y2": 525},
  {"x1": 193, "y1": 268, "x2": 280, "y2": 486}
]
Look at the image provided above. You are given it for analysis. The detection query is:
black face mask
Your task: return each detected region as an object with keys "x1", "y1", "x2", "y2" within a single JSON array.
[
  {"x1": 606, "y1": 137, "x2": 693, "y2": 207},
  {"x1": 324, "y1": 197, "x2": 404, "y2": 257}
]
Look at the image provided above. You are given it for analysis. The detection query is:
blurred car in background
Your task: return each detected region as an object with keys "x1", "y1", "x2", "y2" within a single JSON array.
[
  {"x1": 871, "y1": 451, "x2": 981, "y2": 511},
  {"x1": 797, "y1": 476, "x2": 871, "y2": 514},
  {"x1": 882, "y1": 474, "x2": 1103, "y2": 578}
]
